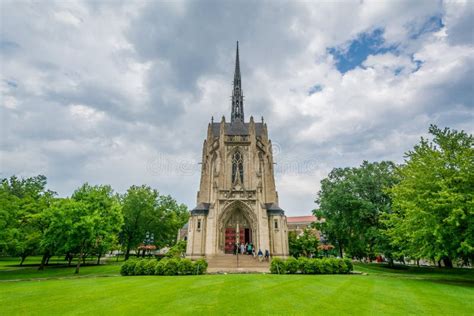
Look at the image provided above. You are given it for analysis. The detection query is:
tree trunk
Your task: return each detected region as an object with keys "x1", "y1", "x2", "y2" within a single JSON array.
[
  {"x1": 68, "y1": 254, "x2": 73, "y2": 266},
  {"x1": 416, "y1": 259, "x2": 420, "y2": 267},
  {"x1": 437, "y1": 259, "x2": 441, "y2": 268},
  {"x1": 38, "y1": 252, "x2": 48, "y2": 271},
  {"x1": 125, "y1": 246, "x2": 131, "y2": 261},
  {"x1": 388, "y1": 258, "x2": 394, "y2": 267},
  {"x1": 75, "y1": 252, "x2": 83, "y2": 274},
  {"x1": 46, "y1": 255, "x2": 51, "y2": 265},
  {"x1": 20, "y1": 255, "x2": 27, "y2": 266},
  {"x1": 96, "y1": 253, "x2": 101, "y2": 265},
  {"x1": 338, "y1": 243, "x2": 343, "y2": 258},
  {"x1": 442, "y1": 257, "x2": 453, "y2": 268}
]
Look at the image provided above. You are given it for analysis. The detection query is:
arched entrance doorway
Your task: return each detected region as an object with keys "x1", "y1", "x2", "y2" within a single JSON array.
[
  {"x1": 219, "y1": 202, "x2": 257, "y2": 254},
  {"x1": 223, "y1": 209, "x2": 253, "y2": 253}
]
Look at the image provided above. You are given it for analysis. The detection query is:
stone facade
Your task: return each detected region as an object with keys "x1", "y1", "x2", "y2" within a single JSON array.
[{"x1": 186, "y1": 43, "x2": 289, "y2": 258}]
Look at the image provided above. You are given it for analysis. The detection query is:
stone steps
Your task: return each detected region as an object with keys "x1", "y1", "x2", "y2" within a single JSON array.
[{"x1": 206, "y1": 254, "x2": 270, "y2": 273}]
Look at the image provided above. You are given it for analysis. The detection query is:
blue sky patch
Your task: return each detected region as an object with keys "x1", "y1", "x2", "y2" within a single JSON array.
[
  {"x1": 411, "y1": 55, "x2": 424, "y2": 73},
  {"x1": 5, "y1": 80, "x2": 18, "y2": 88},
  {"x1": 0, "y1": 40, "x2": 20, "y2": 54},
  {"x1": 308, "y1": 84, "x2": 323, "y2": 95},
  {"x1": 328, "y1": 28, "x2": 398, "y2": 74},
  {"x1": 410, "y1": 15, "x2": 444, "y2": 39}
]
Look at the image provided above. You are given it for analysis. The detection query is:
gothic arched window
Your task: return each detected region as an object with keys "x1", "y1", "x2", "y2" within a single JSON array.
[{"x1": 232, "y1": 151, "x2": 244, "y2": 184}]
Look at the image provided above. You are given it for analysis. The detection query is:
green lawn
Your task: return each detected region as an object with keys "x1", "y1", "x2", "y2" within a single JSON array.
[{"x1": 1, "y1": 257, "x2": 473, "y2": 315}]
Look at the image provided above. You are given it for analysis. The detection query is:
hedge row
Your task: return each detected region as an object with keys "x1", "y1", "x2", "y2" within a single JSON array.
[
  {"x1": 270, "y1": 257, "x2": 353, "y2": 274},
  {"x1": 120, "y1": 258, "x2": 208, "y2": 276}
]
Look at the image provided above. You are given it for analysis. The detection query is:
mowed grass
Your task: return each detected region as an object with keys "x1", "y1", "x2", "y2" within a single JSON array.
[
  {"x1": 0, "y1": 257, "x2": 473, "y2": 315},
  {"x1": 0, "y1": 256, "x2": 121, "y2": 280}
]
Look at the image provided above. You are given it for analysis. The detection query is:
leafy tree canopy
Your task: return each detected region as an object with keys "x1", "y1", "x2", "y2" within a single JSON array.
[
  {"x1": 385, "y1": 125, "x2": 473, "y2": 267},
  {"x1": 315, "y1": 161, "x2": 398, "y2": 259}
]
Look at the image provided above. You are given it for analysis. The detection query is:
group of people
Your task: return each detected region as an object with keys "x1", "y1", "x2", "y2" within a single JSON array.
[{"x1": 233, "y1": 242, "x2": 270, "y2": 262}]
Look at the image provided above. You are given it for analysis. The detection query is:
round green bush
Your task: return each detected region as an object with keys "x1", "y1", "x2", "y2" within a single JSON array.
[
  {"x1": 297, "y1": 257, "x2": 310, "y2": 274},
  {"x1": 122, "y1": 257, "x2": 209, "y2": 276},
  {"x1": 134, "y1": 259, "x2": 147, "y2": 275},
  {"x1": 154, "y1": 259, "x2": 166, "y2": 275},
  {"x1": 285, "y1": 257, "x2": 299, "y2": 274},
  {"x1": 308, "y1": 259, "x2": 323, "y2": 274},
  {"x1": 329, "y1": 258, "x2": 340, "y2": 273},
  {"x1": 270, "y1": 257, "x2": 285, "y2": 274},
  {"x1": 343, "y1": 258, "x2": 353, "y2": 273},
  {"x1": 178, "y1": 259, "x2": 194, "y2": 275},
  {"x1": 193, "y1": 259, "x2": 208, "y2": 275},
  {"x1": 144, "y1": 260, "x2": 158, "y2": 275},
  {"x1": 269, "y1": 257, "x2": 352, "y2": 274},
  {"x1": 320, "y1": 258, "x2": 332, "y2": 274},
  {"x1": 120, "y1": 259, "x2": 138, "y2": 276},
  {"x1": 335, "y1": 259, "x2": 347, "y2": 274},
  {"x1": 162, "y1": 258, "x2": 179, "y2": 275}
]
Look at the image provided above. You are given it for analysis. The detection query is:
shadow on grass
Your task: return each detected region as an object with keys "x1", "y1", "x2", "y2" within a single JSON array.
[
  {"x1": 425, "y1": 278, "x2": 474, "y2": 288},
  {"x1": 4, "y1": 262, "x2": 107, "y2": 268},
  {"x1": 356, "y1": 263, "x2": 474, "y2": 288}
]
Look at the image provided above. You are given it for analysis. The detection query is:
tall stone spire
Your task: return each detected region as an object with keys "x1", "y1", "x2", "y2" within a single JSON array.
[{"x1": 231, "y1": 41, "x2": 244, "y2": 123}]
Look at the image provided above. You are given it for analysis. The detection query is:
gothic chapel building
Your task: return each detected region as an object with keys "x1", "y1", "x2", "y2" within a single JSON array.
[{"x1": 186, "y1": 43, "x2": 289, "y2": 258}]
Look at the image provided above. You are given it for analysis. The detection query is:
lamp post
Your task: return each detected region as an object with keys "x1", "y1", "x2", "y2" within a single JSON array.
[
  {"x1": 236, "y1": 224, "x2": 239, "y2": 268},
  {"x1": 143, "y1": 232, "x2": 155, "y2": 257}
]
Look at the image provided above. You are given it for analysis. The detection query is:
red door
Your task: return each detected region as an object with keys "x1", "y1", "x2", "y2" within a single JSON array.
[
  {"x1": 225, "y1": 228, "x2": 235, "y2": 254},
  {"x1": 225, "y1": 228, "x2": 246, "y2": 253}
]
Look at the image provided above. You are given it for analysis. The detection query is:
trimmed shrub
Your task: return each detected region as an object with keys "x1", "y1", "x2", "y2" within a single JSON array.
[
  {"x1": 344, "y1": 258, "x2": 353, "y2": 273},
  {"x1": 270, "y1": 257, "x2": 353, "y2": 274},
  {"x1": 270, "y1": 257, "x2": 285, "y2": 274},
  {"x1": 155, "y1": 259, "x2": 166, "y2": 275},
  {"x1": 307, "y1": 259, "x2": 322, "y2": 274},
  {"x1": 285, "y1": 257, "x2": 299, "y2": 274},
  {"x1": 329, "y1": 258, "x2": 340, "y2": 273},
  {"x1": 298, "y1": 257, "x2": 310, "y2": 274},
  {"x1": 319, "y1": 258, "x2": 331, "y2": 274},
  {"x1": 122, "y1": 257, "x2": 208, "y2": 276},
  {"x1": 178, "y1": 259, "x2": 194, "y2": 275},
  {"x1": 162, "y1": 258, "x2": 180, "y2": 275},
  {"x1": 120, "y1": 259, "x2": 138, "y2": 276},
  {"x1": 134, "y1": 259, "x2": 147, "y2": 275},
  {"x1": 145, "y1": 260, "x2": 158, "y2": 275},
  {"x1": 193, "y1": 259, "x2": 208, "y2": 275},
  {"x1": 335, "y1": 259, "x2": 348, "y2": 274}
]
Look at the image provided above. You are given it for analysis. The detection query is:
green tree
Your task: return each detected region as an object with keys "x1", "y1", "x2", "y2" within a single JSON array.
[
  {"x1": 386, "y1": 125, "x2": 474, "y2": 267},
  {"x1": 315, "y1": 161, "x2": 398, "y2": 260},
  {"x1": 0, "y1": 175, "x2": 55, "y2": 265},
  {"x1": 288, "y1": 229, "x2": 319, "y2": 258},
  {"x1": 150, "y1": 194, "x2": 189, "y2": 248},
  {"x1": 70, "y1": 183, "x2": 123, "y2": 273},
  {"x1": 121, "y1": 185, "x2": 189, "y2": 260},
  {"x1": 39, "y1": 198, "x2": 77, "y2": 270},
  {"x1": 121, "y1": 185, "x2": 159, "y2": 260}
]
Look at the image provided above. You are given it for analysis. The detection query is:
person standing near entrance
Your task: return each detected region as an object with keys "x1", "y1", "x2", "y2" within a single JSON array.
[{"x1": 240, "y1": 243, "x2": 245, "y2": 254}]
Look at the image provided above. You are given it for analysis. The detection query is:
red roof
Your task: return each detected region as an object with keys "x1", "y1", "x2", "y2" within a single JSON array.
[{"x1": 287, "y1": 215, "x2": 317, "y2": 223}]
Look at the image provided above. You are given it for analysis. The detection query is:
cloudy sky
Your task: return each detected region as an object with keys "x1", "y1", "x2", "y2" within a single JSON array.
[{"x1": 1, "y1": 0, "x2": 473, "y2": 215}]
